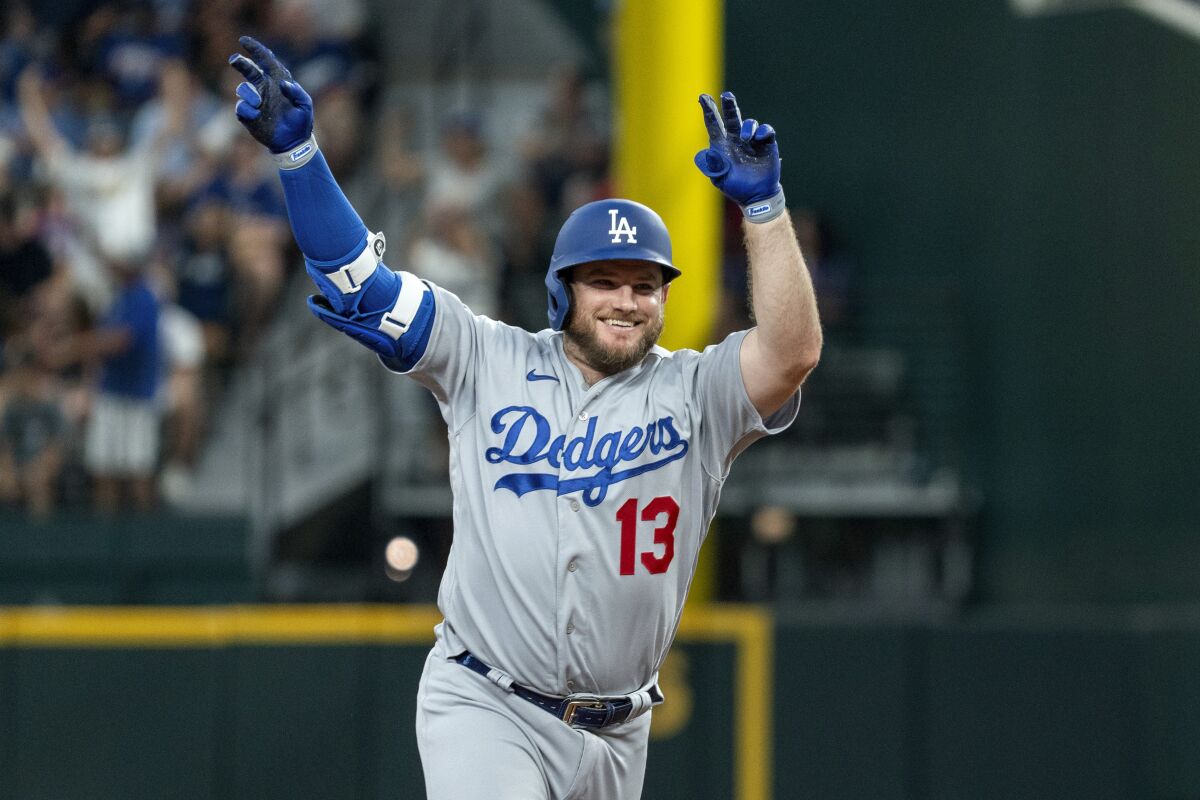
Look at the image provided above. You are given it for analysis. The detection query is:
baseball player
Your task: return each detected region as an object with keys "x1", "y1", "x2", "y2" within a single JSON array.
[{"x1": 230, "y1": 35, "x2": 821, "y2": 800}]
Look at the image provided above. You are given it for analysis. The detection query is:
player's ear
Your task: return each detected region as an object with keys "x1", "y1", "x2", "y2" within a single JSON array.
[{"x1": 660, "y1": 283, "x2": 670, "y2": 304}]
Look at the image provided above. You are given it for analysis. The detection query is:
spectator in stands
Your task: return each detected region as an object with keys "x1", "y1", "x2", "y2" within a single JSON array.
[
  {"x1": 129, "y1": 60, "x2": 222, "y2": 214},
  {"x1": 49, "y1": 259, "x2": 162, "y2": 514},
  {"x1": 24, "y1": 272, "x2": 90, "y2": 396},
  {"x1": 424, "y1": 112, "x2": 507, "y2": 232},
  {"x1": 17, "y1": 60, "x2": 188, "y2": 287},
  {"x1": 266, "y1": 0, "x2": 359, "y2": 98},
  {"x1": 311, "y1": 81, "x2": 365, "y2": 177},
  {"x1": 496, "y1": 178, "x2": 555, "y2": 332},
  {"x1": 204, "y1": 134, "x2": 288, "y2": 349},
  {"x1": 24, "y1": 276, "x2": 93, "y2": 509},
  {"x1": 157, "y1": 300, "x2": 205, "y2": 504},
  {"x1": 346, "y1": 102, "x2": 424, "y2": 248},
  {"x1": 173, "y1": 191, "x2": 233, "y2": 364},
  {"x1": 0, "y1": 341, "x2": 66, "y2": 517},
  {"x1": 275, "y1": 0, "x2": 368, "y2": 46},
  {"x1": 0, "y1": 190, "x2": 54, "y2": 336},
  {"x1": 520, "y1": 64, "x2": 609, "y2": 217},
  {"x1": 184, "y1": 3, "x2": 272, "y2": 91},
  {"x1": 205, "y1": 126, "x2": 289, "y2": 224},
  {"x1": 77, "y1": 1, "x2": 183, "y2": 111},
  {"x1": 0, "y1": 5, "x2": 38, "y2": 110},
  {"x1": 408, "y1": 202, "x2": 502, "y2": 320},
  {"x1": 404, "y1": 112, "x2": 509, "y2": 324}
]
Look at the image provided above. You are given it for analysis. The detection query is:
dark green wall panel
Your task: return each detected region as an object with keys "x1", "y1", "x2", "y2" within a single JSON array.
[
  {"x1": 9, "y1": 649, "x2": 220, "y2": 800},
  {"x1": 766, "y1": 616, "x2": 1200, "y2": 800},
  {"x1": 226, "y1": 646, "x2": 366, "y2": 800},
  {"x1": 0, "y1": 647, "x2": 13, "y2": 799},
  {"x1": 1137, "y1": 630, "x2": 1200, "y2": 797},
  {"x1": 922, "y1": 627, "x2": 1134, "y2": 800},
  {"x1": 772, "y1": 623, "x2": 912, "y2": 800},
  {"x1": 0, "y1": 581, "x2": 124, "y2": 605},
  {"x1": 365, "y1": 647, "x2": 427, "y2": 799}
]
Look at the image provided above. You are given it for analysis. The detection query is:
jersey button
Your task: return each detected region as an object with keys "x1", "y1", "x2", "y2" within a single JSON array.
[
  {"x1": 569, "y1": 499, "x2": 580, "y2": 512},
  {"x1": 566, "y1": 623, "x2": 575, "y2": 634},
  {"x1": 578, "y1": 411, "x2": 588, "y2": 421},
  {"x1": 567, "y1": 561, "x2": 577, "y2": 572}
]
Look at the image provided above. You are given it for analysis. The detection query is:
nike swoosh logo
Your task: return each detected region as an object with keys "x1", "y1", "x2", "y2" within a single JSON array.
[{"x1": 526, "y1": 369, "x2": 559, "y2": 383}]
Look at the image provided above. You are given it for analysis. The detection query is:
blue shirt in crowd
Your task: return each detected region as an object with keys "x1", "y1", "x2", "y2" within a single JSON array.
[{"x1": 99, "y1": 279, "x2": 160, "y2": 401}]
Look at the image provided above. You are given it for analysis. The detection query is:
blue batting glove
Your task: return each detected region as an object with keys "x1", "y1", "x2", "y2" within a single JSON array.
[
  {"x1": 228, "y1": 35, "x2": 313, "y2": 156},
  {"x1": 694, "y1": 91, "x2": 786, "y2": 222}
]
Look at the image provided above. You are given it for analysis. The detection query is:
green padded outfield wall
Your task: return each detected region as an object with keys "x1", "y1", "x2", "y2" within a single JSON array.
[
  {"x1": 0, "y1": 606, "x2": 770, "y2": 800},
  {"x1": 3, "y1": 607, "x2": 1200, "y2": 799},
  {"x1": 724, "y1": 0, "x2": 1200, "y2": 602},
  {"x1": 767, "y1": 610, "x2": 1200, "y2": 800}
]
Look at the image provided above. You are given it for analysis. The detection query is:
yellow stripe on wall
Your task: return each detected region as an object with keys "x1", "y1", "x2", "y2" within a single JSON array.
[
  {"x1": 613, "y1": 0, "x2": 723, "y2": 352},
  {"x1": 0, "y1": 605, "x2": 443, "y2": 647}
]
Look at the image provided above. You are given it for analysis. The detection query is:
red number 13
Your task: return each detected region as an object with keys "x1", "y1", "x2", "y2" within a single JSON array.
[{"x1": 616, "y1": 496, "x2": 679, "y2": 575}]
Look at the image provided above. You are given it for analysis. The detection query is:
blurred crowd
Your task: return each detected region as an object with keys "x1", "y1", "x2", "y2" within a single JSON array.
[
  {"x1": 0, "y1": 0, "x2": 621, "y2": 518},
  {"x1": 0, "y1": 0, "x2": 854, "y2": 521}
]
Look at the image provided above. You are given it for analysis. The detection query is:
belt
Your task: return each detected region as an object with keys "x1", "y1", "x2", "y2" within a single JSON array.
[{"x1": 453, "y1": 651, "x2": 661, "y2": 730}]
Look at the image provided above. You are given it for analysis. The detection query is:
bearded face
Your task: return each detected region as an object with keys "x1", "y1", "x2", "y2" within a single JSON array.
[{"x1": 562, "y1": 261, "x2": 668, "y2": 378}]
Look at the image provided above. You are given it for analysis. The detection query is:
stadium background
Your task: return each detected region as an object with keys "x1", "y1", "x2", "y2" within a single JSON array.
[{"x1": 1, "y1": 0, "x2": 1199, "y2": 798}]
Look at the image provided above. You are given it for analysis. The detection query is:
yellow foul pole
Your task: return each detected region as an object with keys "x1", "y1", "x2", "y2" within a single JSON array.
[{"x1": 613, "y1": 0, "x2": 723, "y2": 352}]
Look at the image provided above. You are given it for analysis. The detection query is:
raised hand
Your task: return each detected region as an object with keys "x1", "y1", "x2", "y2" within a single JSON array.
[
  {"x1": 694, "y1": 91, "x2": 784, "y2": 221},
  {"x1": 228, "y1": 35, "x2": 313, "y2": 154}
]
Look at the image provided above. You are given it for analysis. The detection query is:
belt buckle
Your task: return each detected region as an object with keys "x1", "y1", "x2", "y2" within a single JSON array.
[{"x1": 562, "y1": 695, "x2": 605, "y2": 726}]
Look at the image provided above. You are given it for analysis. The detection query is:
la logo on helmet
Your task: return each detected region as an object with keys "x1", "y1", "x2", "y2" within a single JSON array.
[{"x1": 608, "y1": 209, "x2": 638, "y2": 244}]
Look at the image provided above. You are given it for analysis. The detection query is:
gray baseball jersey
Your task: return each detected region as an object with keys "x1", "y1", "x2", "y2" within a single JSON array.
[{"x1": 395, "y1": 284, "x2": 800, "y2": 699}]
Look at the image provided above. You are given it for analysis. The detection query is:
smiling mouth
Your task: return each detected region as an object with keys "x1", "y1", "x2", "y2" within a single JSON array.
[{"x1": 601, "y1": 318, "x2": 639, "y2": 329}]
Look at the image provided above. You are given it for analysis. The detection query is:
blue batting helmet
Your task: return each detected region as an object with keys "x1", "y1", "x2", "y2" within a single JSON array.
[{"x1": 545, "y1": 198, "x2": 681, "y2": 330}]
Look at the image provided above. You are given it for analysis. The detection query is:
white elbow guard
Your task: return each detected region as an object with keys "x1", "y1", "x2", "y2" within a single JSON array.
[{"x1": 319, "y1": 231, "x2": 388, "y2": 295}]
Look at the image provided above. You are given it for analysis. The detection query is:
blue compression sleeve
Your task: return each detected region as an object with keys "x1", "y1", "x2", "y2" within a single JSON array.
[
  {"x1": 276, "y1": 139, "x2": 431, "y2": 362},
  {"x1": 277, "y1": 149, "x2": 367, "y2": 262},
  {"x1": 278, "y1": 145, "x2": 401, "y2": 318}
]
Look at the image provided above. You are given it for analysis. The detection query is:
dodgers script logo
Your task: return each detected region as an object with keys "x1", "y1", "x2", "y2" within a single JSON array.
[
  {"x1": 485, "y1": 406, "x2": 687, "y2": 506},
  {"x1": 608, "y1": 209, "x2": 637, "y2": 244}
]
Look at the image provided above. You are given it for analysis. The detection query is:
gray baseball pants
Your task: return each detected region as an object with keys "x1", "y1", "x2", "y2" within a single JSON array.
[{"x1": 416, "y1": 639, "x2": 652, "y2": 799}]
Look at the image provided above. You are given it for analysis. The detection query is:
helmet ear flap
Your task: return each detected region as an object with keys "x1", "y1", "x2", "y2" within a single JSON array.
[{"x1": 546, "y1": 268, "x2": 572, "y2": 330}]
